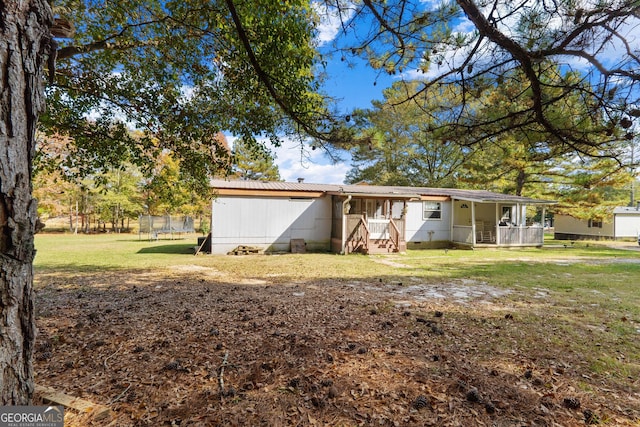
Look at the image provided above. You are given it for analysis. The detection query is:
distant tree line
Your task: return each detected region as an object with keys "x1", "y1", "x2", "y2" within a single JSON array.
[
  {"x1": 34, "y1": 134, "x2": 281, "y2": 233},
  {"x1": 341, "y1": 80, "x2": 639, "y2": 222}
]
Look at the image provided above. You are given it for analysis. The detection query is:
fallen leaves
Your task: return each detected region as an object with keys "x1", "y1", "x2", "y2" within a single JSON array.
[{"x1": 32, "y1": 269, "x2": 640, "y2": 426}]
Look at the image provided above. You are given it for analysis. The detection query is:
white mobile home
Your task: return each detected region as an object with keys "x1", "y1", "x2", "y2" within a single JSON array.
[
  {"x1": 210, "y1": 180, "x2": 555, "y2": 254},
  {"x1": 554, "y1": 206, "x2": 640, "y2": 240}
]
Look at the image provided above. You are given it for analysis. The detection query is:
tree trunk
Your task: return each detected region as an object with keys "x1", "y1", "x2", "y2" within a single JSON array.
[
  {"x1": 0, "y1": 0, "x2": 52, "y2": 404},
  {"x1": 515, "y1": 169, "x2": 526, "y2": 197}
]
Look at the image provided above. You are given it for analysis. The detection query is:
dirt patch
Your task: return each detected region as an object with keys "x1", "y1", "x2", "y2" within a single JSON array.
[
  {"x1": 345, "y1": 278, "x2": 511, "y2": 305},
  {"x1": 370, "y1": 257, "x2": 412, "y2": 268},
  {"x1": 34, "y1": 270, "x2": 640, "y2": 426}
]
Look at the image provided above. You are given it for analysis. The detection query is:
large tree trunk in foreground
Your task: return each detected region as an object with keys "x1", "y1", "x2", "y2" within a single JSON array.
[{"x1": 0, "y1": 0, "x2": 52, "y2": 404}]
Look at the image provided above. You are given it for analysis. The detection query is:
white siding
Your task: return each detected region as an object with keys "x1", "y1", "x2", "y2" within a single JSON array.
[
  {"x1": 211, "y1": 196, "x2": 332, "y2": 254},
  {"x1": 614, "y1": 214, "x2": 640, "y2": 238},
  {"x1": 404, "y1": 200, "x2": 451, "y2": 243}
]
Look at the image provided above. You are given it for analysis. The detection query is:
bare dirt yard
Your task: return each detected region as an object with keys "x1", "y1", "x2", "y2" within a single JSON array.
[{"x1": 34, "y1": 260, "x2": 640, "y2": 426}]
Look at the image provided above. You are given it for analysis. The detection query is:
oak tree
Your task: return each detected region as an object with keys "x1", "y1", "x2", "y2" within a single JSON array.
[
  {"x1": 0, "y1": 0, "x2": 53, "y2": 404},
  {"x1": 1, "y1": 0, "x2": 327, "y2": 403}
]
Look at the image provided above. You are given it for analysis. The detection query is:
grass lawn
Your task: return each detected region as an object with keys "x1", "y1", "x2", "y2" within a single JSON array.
[{"x1": 32, "y1": 233, "x2": 640, "y2": 425}]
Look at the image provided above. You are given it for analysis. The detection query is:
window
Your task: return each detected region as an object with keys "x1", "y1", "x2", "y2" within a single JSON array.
[
  {"x1": 588, "y1": 219, "x2": 603, "y2": 228},
  {"x1": 423, "y1": 201, "x2": 442, "y2": 220},
  {"x1": 501, "y1": 206, "x2": 512, "y2": 221}
]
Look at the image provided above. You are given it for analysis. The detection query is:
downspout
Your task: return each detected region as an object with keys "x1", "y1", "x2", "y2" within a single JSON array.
[{"x1": 341, "y1": 195, "x2": 352, "y2": 254}]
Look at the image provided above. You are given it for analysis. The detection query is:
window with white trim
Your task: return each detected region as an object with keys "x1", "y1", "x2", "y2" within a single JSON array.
[{"x1": 423, "y1": 201, "x2": 442, "y2": 220}]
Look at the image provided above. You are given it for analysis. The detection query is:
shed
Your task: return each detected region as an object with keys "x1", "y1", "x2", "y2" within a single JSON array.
[{"x1": 554, "y1": 205, "x2": 640, "y2": 240}]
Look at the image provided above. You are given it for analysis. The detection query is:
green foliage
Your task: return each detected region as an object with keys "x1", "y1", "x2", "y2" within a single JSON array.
[
  {"x1": 95, "y1": 165, "x2": 145, "y2": 229},
  {"x1": 141, "y1": 152, "x2": 209, "y2": 215},
  {"x1": 34, "y1": 154, "x2": 210, "y2": 229},
  {"x1": 345, "y1": 81, "x2": 467, "y2": 186},
  {"x1": 549, "y1": 157, "x2": 633, "y2": 220},
  {"x1": 326, "y1": 0, "x2": 640, "y2": 160},
  {"x1": 232, "y1": 138, "x2": 282, "y2": 181},
  {"x1": 42, "y1": 0, "x2": 327, "y2": 191}
]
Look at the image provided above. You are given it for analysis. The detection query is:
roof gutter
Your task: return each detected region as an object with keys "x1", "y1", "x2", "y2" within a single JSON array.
[
  {"x1": 327, "y1": 191, "x2": 420, "y2": 199},
  {"x1": 453, "y1": 196, "x2": 557, "y2": 205}
]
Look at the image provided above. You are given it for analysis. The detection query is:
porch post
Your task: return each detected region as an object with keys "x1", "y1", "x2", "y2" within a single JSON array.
[
  {"x1": 403, "y1": 203, "x2": 407, "y2": 239},
  {"x1": 517, "y1": 203, "x2": 523, "y2": 244},
  {"x1": 471, "y1": 201, "x2": 476, "y2": 246},
  {"x1": 541, "y1": 205, "x2": 546, "y2": 245},
  {"x1": 450, "y1": 199, "x2": 455, "y2": 243},
  {"x1": 495, "y1": 203, "x2": 500, "y2": 245}
]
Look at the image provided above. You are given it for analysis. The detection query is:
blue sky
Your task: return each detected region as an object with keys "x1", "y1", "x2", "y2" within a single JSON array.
[
  {"x1": 268, "y1": 56, "x2": 391, "y2": 185},
  {"x1": 224, "y1": 54, "x2": 385, "y2": 185},
  {"x1": 228, "y1": 52, "x2": 391, "y2": 185},
  {"x1": 242, "y1": 1, "x2": 640, "y2": 185},
  {"x1": 264, "y1": 27, "x2": 398, "y2": 184}
]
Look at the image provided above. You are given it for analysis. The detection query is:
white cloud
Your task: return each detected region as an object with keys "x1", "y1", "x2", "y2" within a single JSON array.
[
  {"x1": 312, "y1": 1, "x2": 356, "y2": 46},
  {"x1": 399, "y1": 2, "x2": 640, "y2": 82},
  {"x1": 227, "y1": 135, "x2": 349, "y2": 184},
  {"x1": 272, "y1": 142, "x2": 349, "y2": 184}
]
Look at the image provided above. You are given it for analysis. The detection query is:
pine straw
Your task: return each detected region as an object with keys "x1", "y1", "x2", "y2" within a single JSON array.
[{"x1": 34, "y1": 268, "x2": 640, "y2": 426}]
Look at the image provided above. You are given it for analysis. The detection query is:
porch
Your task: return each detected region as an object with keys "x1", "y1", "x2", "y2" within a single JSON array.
[
  {"x1": 343, "y1": 215, "x2": 407, "y2": 254},
  {"x1": 330, "y1": 194, "x2": 411, "y2": 254},
  {"x1": 452, "y1": 224, "x2": 544, "y2": 247},
  {"x1": 450, "y1": 198, "x2": 547, "y2": 247}
]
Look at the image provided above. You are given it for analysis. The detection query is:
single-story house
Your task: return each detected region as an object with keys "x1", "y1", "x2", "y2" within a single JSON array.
[
  {"x1": 554, "y1": 205, "x2": 640, "y2": 240},
  {"x1": 209, "y1": 180, "x2": 555, "y2": 254}
]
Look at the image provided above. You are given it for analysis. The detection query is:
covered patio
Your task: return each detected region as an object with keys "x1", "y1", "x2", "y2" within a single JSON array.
[{"x1": 449, "y1": 194, "x2": 553, "y2": 247}]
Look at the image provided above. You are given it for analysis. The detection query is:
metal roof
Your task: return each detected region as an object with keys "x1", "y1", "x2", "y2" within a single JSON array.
[
  {"x1": 613, "y1": 206, "x2": 640, "y2": 215},
  {"x1": 210, "y1": 179, "x2": 555, "y2": 204}
]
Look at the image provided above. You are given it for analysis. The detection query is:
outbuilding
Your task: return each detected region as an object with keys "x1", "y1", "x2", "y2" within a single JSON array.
[{"x1": 554, "y1": 205, "x2": 640, "y2": 241}]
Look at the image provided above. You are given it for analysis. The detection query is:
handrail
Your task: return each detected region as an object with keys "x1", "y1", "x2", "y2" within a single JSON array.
[
  {"x1": 346, "y1": 215, "x2": 369, "y2": 253},
  {"x1": 360, "y1": 216, "x2": 370, "y2": 235},
  {"x1": 358, "y1": 217, "x2": 370, "y2": 252},
  {"x1": 388, "y1": 218, "x2": 401, "y2": 252}
]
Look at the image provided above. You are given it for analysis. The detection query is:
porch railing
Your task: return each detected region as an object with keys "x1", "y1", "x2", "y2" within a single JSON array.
[
  {"x1": 344, "y1": 216, "x2": 407, "y2": 253},
  {"x1": 497, "y1": 226, "x2": 544, "y2": 246},
  {"x1": 368, "y1": 218, "x2": 390, "y2": 239},
  {"x1": 452, "y1": 225, "x2": 474, "y2": 244},
  {"x1": 453, "y1": 225, "x2": 543, "y2": 246}
]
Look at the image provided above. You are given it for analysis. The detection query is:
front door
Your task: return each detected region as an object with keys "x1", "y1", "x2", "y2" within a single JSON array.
[
  {"x1": 365, "y1": 199, "x2": 382, "y2": 219},
  {"x1": 365, "y1": 199, "x2": 386, "y2": 239}
]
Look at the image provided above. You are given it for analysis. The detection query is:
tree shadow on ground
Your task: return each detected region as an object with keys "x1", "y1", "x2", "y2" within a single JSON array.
[{"x1": 137, "y1": 244, "x2": 195, "y2": 254}]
